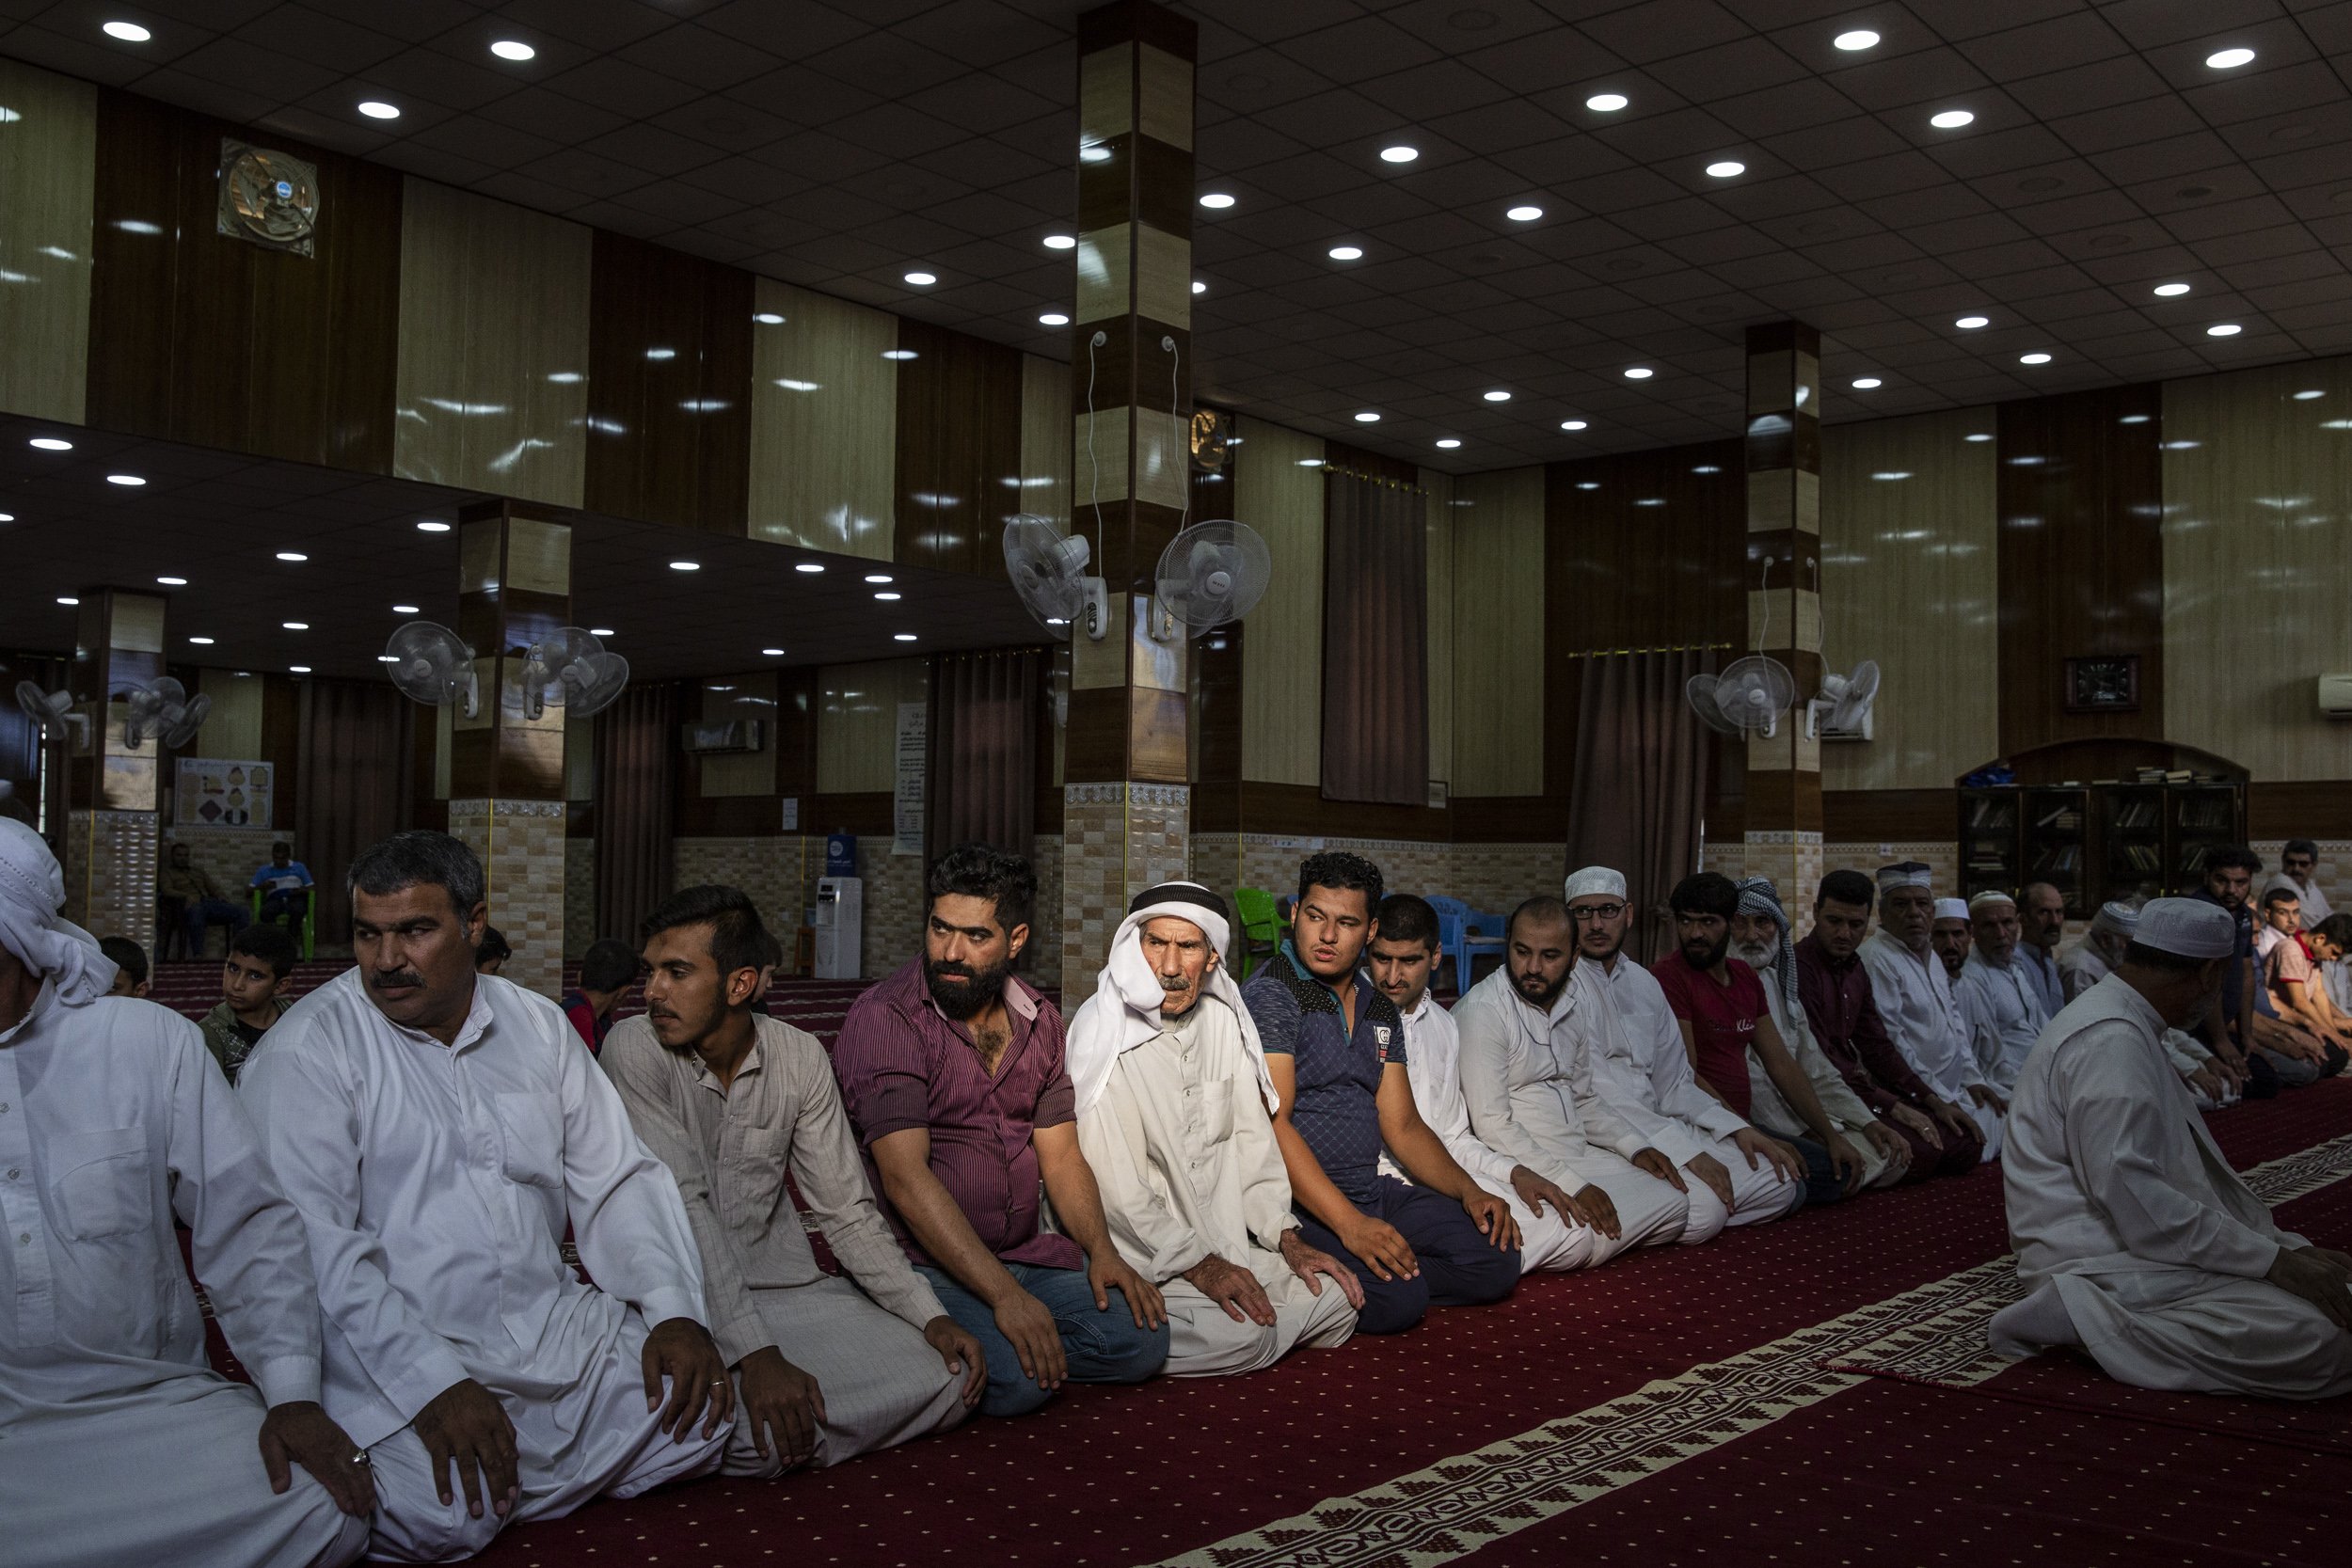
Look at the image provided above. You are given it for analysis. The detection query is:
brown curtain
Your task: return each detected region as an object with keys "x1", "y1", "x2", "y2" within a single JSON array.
[
  {"x1": 929, "y1": 648, "x2": 1041, "y2": 860},
  {"x1": 294, "y1": 678, "x2": 416, "y2": 945},
  {"x1": 1322, "y1": 473, "x2": 1429, "y2": 804},
  {"x1": 595, "y1": 682, "x2": 676, "y2": 944},
  {"x1": 1564, "y1": 650, "x2": 1716, "y2": 964}
]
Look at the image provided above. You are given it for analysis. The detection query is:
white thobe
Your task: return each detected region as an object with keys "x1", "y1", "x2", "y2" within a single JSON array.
[
  {"x1": 1859, "y1": 930, "x2": 2002, "y2": 1161},
  {"x1": 241, "y1": 972, "x2": 727, "y2": 1562},
  {"x1": 1375, "y1": 991, "x2": 1598, "y2": 1273},
  {"x1": 2265, "y1": 872, "x2": 2333, "y2": 929},
  {"x1": 2058, "y1": 941, "x2": 2233, "y2": 1105},
  {"x1": 1745, "y1": 966, "x2": 1899, "y2": 1190},
  {"x1": 1453, "y1": 968, "x2": 1689, "y2": 1256},
  {"x1": 1956, "y1": 951, "x2": 2049, "y2": 1093},
  {"x1": 2, "y1": 985, "x2": 368, "y2": 1568},
  {"x1": 2057, "y1": 938, "x2": 2114, "y2": 1003},
  {"x1": 1995, "y1": 976, "x2": 2352, "y2": 1398},
  {"x1": 1078, "y1": 1000, "x2": 1355, "y2": 1375},
  {"x1": 1569, "y1": 957, "x2": 1801, "y2": 1243}
]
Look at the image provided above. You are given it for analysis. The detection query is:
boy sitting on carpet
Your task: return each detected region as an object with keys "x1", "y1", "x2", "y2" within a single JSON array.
[{"x1": 200, "y1": 924, "x2": 296, "y2": 1084}]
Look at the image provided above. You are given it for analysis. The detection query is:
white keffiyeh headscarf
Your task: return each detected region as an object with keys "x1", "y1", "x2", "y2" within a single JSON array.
[
  {"x1": 0, "y1": 817, "x2": 118, "y2": 1006},
  {"x1": 1066, "y1": 881, "x2": 1279, "y2": 1118}
]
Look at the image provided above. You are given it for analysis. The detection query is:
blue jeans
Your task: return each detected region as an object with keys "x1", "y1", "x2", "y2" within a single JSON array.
[
  {"x1": 1294, "y1": 1176, "x2": 1519, "y2": 1336},
  {"x1": 183, "y1": 897, "x2": 248, "y2": 957},
  {"x1": 915, "y1": 1261, "x2": 1169, "y2": 1418}
]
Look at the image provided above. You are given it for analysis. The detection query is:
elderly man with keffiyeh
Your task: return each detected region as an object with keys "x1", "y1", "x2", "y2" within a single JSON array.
[{"x1": 1068, "y1": 883, "x2": 1361, "y2": 1376}]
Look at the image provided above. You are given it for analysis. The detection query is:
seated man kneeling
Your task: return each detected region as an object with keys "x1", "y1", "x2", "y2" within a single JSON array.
[
  {"x1": 1070, "y1": 883, "x2": 1361, "y2": 1374},
  {"x1": 604, "y1": 886, "x2": 982, "y2": 1473}
]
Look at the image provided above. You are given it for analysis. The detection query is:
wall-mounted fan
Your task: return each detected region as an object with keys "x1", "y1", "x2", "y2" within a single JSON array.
[
  {"x1": 513, "y1": 627, "x2": 629, "y2": 721},
  {"x1": 1689, "y1": 655, "x2": 1797, "y2": 739},
  {"x1": 121, "y1": 676, "x2": 211, "y2": 750},
  {"x1": 13, "y1": 682, "x2": 84, "y2": 747},
  {"x1": 1146, "y1": 519, "x2": 1271, "y2": 641},
  {"x1": 383, "y1": 621, "x2": 481, "y2": 719},
  {"x1": 1807, "y1": 659, "x2": 1881, "y2": 742},
  {"x1": 1003, "y1": 515, "x2": 1109, "y2": 640}
]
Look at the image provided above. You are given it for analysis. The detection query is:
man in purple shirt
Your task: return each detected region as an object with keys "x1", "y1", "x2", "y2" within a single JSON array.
[{"x1": 831, "y1": 845, "x2": 1168, "y2": 1417}]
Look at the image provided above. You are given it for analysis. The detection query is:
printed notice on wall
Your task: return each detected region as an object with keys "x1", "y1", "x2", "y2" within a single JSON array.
[
  {"x1": 892, "y1": 703, "x2": 927, "y2": 857},
  {"x1": 176, "y1": 758, "x2": 274, "y2": 828}
]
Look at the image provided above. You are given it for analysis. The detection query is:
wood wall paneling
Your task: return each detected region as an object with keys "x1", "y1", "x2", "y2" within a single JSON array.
[
  {"x1": 2162, "y1": 356, "x2": 2352, "y2": 784},
  {"x1": 1419, "y1": 467, "x2": 1454, "y2": 797},
  {"x1": 0, "y1": 59, "x2": 95, "y2": 425},
  {"x1": 392, "y1": 179, "x2": 590, "y2": 508},
  {"x1": 815, "y1": 657, "x2": 929, "y2": 797},
  {"x1": 583, "y1": 230, "x2": 753, "y2": 534},
  {"x1": 893, "y1": 317, "x2": 1024, "y2": 579},
  {"x1": 1235, "y1": 416, "x2": 1324, "y2": 786},
  {"x1": 1994, "y1": 382, "x2": 2164, "y2": 756},
  {"x1": 86, "y1": 90, "x2": 403, "y2": 471},
  {"x1": 1450, "y1": 466, "x2": 1546, "y2": 798},
  {"x1": 1019, "y1": 352, "x2": 1073, "y2": 535},
  {"x1": 193, "y1": 667, "x2": 264, "y2": 759},
  {"x1": 1818, "y1": 407, "x2": 1998, "y2": 789},
  {"x1": 695, "y1": 670, "x2": 779, "y2": 798},
  {"x1": 747, "y1": 279, "x2": 899, "y2": 560}
]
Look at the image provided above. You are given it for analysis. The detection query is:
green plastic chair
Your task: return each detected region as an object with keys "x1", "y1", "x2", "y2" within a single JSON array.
[
  {"x1": 250, "y1": 885, "x2": 317, "y2": 961},
  {"x1": 1233, "y1": 886, "x2": 1283, "y2": 981}
]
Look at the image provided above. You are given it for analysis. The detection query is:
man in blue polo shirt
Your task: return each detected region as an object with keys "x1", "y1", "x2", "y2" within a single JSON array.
[{"x1": 1240, "y1": 851, "x2": 1520, "y2": 1334}]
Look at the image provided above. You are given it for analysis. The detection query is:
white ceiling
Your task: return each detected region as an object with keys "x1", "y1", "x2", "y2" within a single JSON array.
[{"x1": 4, "y1": 0, "x2": 2350, "y2": 468}]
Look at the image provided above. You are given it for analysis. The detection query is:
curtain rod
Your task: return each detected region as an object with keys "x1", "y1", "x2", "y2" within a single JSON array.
[
  {"x1": 1564, "y1": 641, "x2": 1735, "y2": 657},
  {"x1": 1317, "y1": 462, "x2": 1431, "y2": 495}
]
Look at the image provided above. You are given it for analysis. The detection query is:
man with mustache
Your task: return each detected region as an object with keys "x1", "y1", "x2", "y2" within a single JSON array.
[
  {"x1": 602, "y1": 885, "x2": 980, "y2": 1475},
  {"x1": 1454, "y1": 881, "x2": 1692, "y2": 1258},
  {"x1": 1931, "y1": 898, "x2": 1974, "y2": 982},
  {"x1": 241, "y1": 832, "x2": 734, "y2": 1561},
  {"x1": 1068, "y1": 883, "x2": 1360, "y2": 1374},
  {"x1": 1858, "y1": 863, "x2": 2005, "y2": 1161},
  {"x1": 830, "y1": 845, "x2": 1168, "y2": 1417},
  {"x1": 1242, "y1": 852, "x2": 1522, "y2": 1334},
  {"x1": 1955, "y1": 890, "x2": 2050, "y2": 1095}
]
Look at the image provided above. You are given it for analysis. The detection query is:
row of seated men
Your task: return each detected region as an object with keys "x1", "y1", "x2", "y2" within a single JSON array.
[{"x1": 6, "y1": 818, "x2": 2349, "y2": 1568}]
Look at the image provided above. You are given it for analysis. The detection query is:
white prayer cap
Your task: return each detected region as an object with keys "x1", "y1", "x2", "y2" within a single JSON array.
[
  {"x1": 1876, "y1": 861, "x2": 1932, "y2": 891},
  {"x1": 1564, "y1": 865, "x2": 1627, "y2": 900},
  {"x1": 2090, "y1": 900, "x2": 2139, "y2": 939},
  {"x1": 2135, "y1": 896, "x2": 2235, "y2": 960},
  {"x1": 0, "y1": 817, "x2": 116, "y2": 1004},
  {"x1": 1968, "y1": 889, "x2": 2015, "y2": 911},
  {"x1": 1932, "y1": 897, "x2": 1969, "y2": 923}
]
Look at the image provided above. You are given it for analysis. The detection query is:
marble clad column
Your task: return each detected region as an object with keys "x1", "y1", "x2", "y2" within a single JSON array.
[
  {"x1": 446, "y1": 499, "x2": 570, "y2": 998},
  {"x1": 1742, "y1": 322, "x2": 1825, "y2": 923},
  {"x1": 1059, "y1": 0, "x2": 1197, "y2": 1006},
  {"x1": 61, "y1": 590, "x2": 165, "y2": 964}
]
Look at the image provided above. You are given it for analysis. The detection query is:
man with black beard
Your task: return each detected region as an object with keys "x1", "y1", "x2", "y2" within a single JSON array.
[{"x1": 830, "y1": 846, "x2": 1168, "y2": 1418}]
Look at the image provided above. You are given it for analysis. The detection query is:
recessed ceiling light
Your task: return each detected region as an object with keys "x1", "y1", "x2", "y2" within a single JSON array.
[
  {"x1": 376, "y1": 654, "x2": 399, "y2": 663},
  {"x1": 1705, "y1": 160, "x2": 1746, "y2": 179},
  {"x1": 1560, "y1": 419, "x2": 1589, "y2": 431},
  {"x1": 865, "y1": 574, "x2": 894, "y2": 584},
  {"x1": 753, "y1": 311, "x2": 784, "y2": 324},
  {"x1": 105, "y1": 473, "x2": 145, "y2": 486},
  {"x1": 1623, "y1": 366, "x2": 1655, "y2": 380},
  {"x1": 1199, "y1": 193, "x2": 1235, "y2": 209},
  {"x1": 1955, "y1": 314, "x2": 1990, "y2": 329},
  {"x1": 903, "y1": 271, "x2": 936, "y2": 286},
  {"x1": 669, "y1": 560, "x2": 700, "y2": 571},
  {"x1": 589, "y1": 627, "x2": 615, "y2": 637},
  {"x1": 1585, "y1": 92, "x2": 1629, "y2": 112},
  {"x1": 1871, "y1": 471, "x2": 1913, "y2": 481},
  {"x1": 1483, "y1": 389, "x2": 1512, "y2": 403},
  {"x1": 1692, "y1": 465, "x2": 1722, "y2": 474},
  {"x1": 1852, "y1": 376, "x2": 1883, "y2": 388},
  {"x1": 393, "y1": 604, "x2": 420, "y2": 614},
  {"x1": 1379, "y1": 145, "x2": 1419, "y2": 164},
  {"x1": 1328, "y1": 245, "x2": 1364, "y2": 261},
  {"x1": 416, "y1": 519, "x2": 451, "y2": 532},
  {"x1": 1930, "y1": 109, "x2": 1975, "y2": 129},
  {"x1": 2152, "y1": 282, "x2": 2191, "y2": 297},
  {"x1": 103, "y1": 21, "x2": 151, "y2": 42},
  {"x1": 2293, "y1": 389, "x2": 2325, "y2": 400},
  {"x1": 282, "y1": 621, "x2": 309, "y2": 631},
  {"x1": 276, "y1": 551, "x2": 308, "y2": 562},
  {"x1": 644, "y1": 347, "x2": 675, "y2": 360},
  {"x1": 882, "y1": 349, "x2": 917, "y2": 361},
  {"x1": 1042, "y1": 233, "x2": 1075, "y2": 250},
  {"x1": 1080, "y1": 144, "x2": 1111, "y2": 163},
  {"x1": 1038, "y1": 311, "x2": 1070, "y2": 326},
  {"x1": 29, "y1": 436, "x2": 72, "y2": 451},
  {"x1": 1435, "y1": 438, "x2": 1462, "y2": 449},
  {"x1": 794, "y1": 562, "x2": 824, "y2": 574},
  {"x1": 761, "y1": 647, "x2": 785, "y2": 657},
  {"x1": 1296, "y1": 459, "x2": 1324, "y2": 467},
  {"x1": 357, "y1": 100, "x2": 400, "y2": 120},
  {"x1": 156, "y1": 576, "x2": 186, "y2": 586},
  {"x1": 188, "y1": 636, "x2": 215, "y2": 645},
  {"x1": 1191, "y1": 279, "x2": 1206, "y2": 294},
  {"x1": 0, "y1": 513, "x2": 12, "y2": 523},
  {"x1": 2206, "y1": 323, "x2": 2243, "y2": 337},
  {"x1": 1575, "y1": 482, "x2": 1599, "y2": 491},
  {"x1": 874, "y1": 591, "x2": 902, "y2": 601},
  {"x1": 1505, "y1": 204, "x2": 1543, "y2": 221},
  {"x1": 56, "y1": 596, "x2": 78, "y2": 607},
  {"x1": 2019, "y1": 352, "x2": 2053, "y2": 364},
  {"x1": 1834, "y1": 29, "x2": 1881, "y2": 51},
  {"x1": 1354, "y1": 411, "x2": 1380, "y2": 422},
  {"x1": 489, "y1": 40, "x2": 535, "y2": 61},
  {"x1": 289, "y1": 665, "x2": 311, "y2": 674},
  {"x1": 2205, "y1": 47, "x2": 2255, "y2": 70},
  {"x1": 894, "y1": 633, "x2": 918, "y2": 642},
  {"x1": 1964, "y1": 433, "x2": 1993, "y2": 442}
]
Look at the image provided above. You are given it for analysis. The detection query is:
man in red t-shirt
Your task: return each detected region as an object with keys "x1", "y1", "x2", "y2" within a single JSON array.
[{"x1": 1650, "y1": 875, "x2": 1776, "y2": 1104}]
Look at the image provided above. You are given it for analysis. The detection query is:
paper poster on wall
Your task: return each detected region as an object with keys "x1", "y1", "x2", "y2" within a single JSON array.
[
  {"x1": 175, "y1": 758, "x2": 273, "y2": 827},
  {"x1": 892, "y1": 703, "x2": 928, "y2": 858}
]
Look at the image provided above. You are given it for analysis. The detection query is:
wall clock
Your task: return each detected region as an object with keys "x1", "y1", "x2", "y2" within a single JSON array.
[{"x1": 2064, "y1": 655, "x2": 2139, "y2": 713}]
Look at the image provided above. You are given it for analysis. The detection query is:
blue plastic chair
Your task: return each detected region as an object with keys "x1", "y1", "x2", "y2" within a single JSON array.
[{"x1": 1425, "y1": 895, "x2": 1505, "y2": 995}]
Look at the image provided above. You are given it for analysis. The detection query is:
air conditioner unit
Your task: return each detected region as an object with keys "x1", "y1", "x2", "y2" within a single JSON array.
[
  {"x1": 2321, "y1": 674, "x2": 2352, "y2": 718},
  {"x1": 1804, "y1": 703, "x2": 1873, "y2": 742},
  {"x1": 679, "y1": 719, "x2": 766, "y2": 754}
]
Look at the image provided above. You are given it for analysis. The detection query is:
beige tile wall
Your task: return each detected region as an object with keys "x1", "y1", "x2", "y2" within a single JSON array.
[
  {"x1": 564, "y1": 837, "x2": 596, "y2": 958},
  {"x1": 447, "y1": 798, "x2": 565, "y2": 998},
  {"x1": 65, "y1": 810, "x2": 158, "y2": 967}
]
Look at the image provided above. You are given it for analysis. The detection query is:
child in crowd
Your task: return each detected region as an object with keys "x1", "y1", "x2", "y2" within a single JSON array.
[
  {"x1": 560, "y1": 937, "x2": 641, "y2": 1054},
  {"x1": 100, "y1": 936, "x2": 151, "y2": 997},
  {"x1": 476, "y1": 926, "x2": 513, "y2": 975},
  {"x1": 199, "y1": 924, "x2": 297, "y2": 1083}
]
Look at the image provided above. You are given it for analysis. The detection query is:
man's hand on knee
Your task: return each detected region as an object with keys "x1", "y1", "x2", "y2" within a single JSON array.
[
  {"x1": 1184, "y1": 1252, "x2": 1276, "y2": 1326},
  {"x1": 259, "y1": 1400, "x2": 376, "y2": 1518},
  {"x1": 642, "y1": 1317, "x2": 734, "y2": 1444},
  {"x1": 413, "y1": 1379, "x2": 518, "y2": 1520},
  {"x1": 2267, "y1": 1245, "x2": 2352, "y2": 1334},
  {"x1": 735, "y1": 1346, "x2": 826, "y2": 1468}
]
